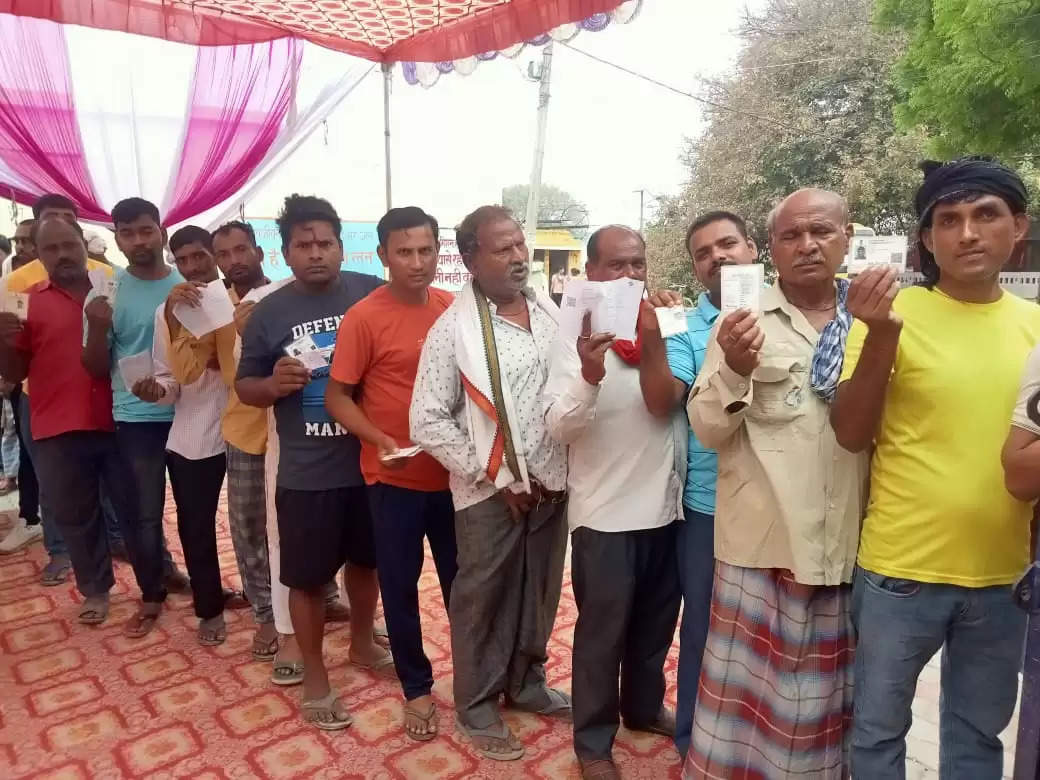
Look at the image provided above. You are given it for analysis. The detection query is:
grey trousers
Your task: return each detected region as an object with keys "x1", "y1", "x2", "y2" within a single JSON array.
[{"x1": 450, "y1": 493, "x2": 568, "y2": 729}]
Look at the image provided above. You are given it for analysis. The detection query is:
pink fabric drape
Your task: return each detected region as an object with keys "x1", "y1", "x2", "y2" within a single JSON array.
[
  {"x1": 0, "y1": 15, "x2": 106, "y2": 220},
  {"x1": 163, "y1": 39, "x2": 300, "y2": 227}
]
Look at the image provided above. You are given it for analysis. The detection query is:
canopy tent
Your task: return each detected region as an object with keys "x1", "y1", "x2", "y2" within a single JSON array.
[{"x1": 0, "y1": 0, "x2": 633, "y2": 229}]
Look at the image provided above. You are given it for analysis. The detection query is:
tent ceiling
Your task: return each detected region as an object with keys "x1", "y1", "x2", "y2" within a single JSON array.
[{"x1": 0, "y1": 0, "x2": 627, "y2": 62}]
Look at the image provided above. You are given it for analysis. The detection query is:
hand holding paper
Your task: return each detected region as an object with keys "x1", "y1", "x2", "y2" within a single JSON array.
[
  {"x1": 173, "y1": 279, "x2": 235, "y2": 338},
  {"x1": 1, "y1": 292, "x2": 28, "y2": 321},
  {"x1": 558, "y1": 277, "x2": 645, "y2": 345},
  {"x1": 118, "y1": 351, "x2": 154, "y2": 391}
]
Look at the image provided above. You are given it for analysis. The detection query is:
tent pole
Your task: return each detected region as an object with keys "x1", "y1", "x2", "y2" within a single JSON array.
[{"x1": 382, "y1": 63, "x2": 393, "y2": 212}]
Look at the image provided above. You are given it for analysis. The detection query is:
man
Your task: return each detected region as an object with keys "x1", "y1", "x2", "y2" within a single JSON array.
[
  {"x1": 0, "y1": 235, "x2": 9, "y2": 265},
  {"x1": 544, "y1": 225, "x2": 684, "y2": 780},
  {"x1": 0, "y1": 217, "x2": 137, "y2": 626},
  {"x1": 236, "y1": 194, "x2": 388, "y2": 730},
  {"x1": 686, "y1": 189, "x2": 867, "y2": 778},
  {"x1": 0, "y1": 197, "x2": 126, "y2": 582},
  {"x1": 82, "y1": 197, "x2": 185, "y2": 637},
  {"x1": 410, "y1": 205, "x2": 569, "y2": 761},
  {"x1": 638, "y1": 210, "x2": 759, "y2": 757},
  {"x1": 135, "y1": 225, "x2": 230, "y2": 645},
  {"x1": 10, "y1": 219, "x2": 36, "y2": 273},
  {"x1": 326, "y1": 206, "x2": 457, "y2": 741},
  {"x1": 550, "y1": 265, "x2": 568, "y2": 305},
  {"x1": 832, "y1": 158, "x2": 1040, "y2": 779}
]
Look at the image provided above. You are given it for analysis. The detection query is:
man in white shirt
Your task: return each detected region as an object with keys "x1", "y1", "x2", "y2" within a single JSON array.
[
  {"x1": 544, "y1": 225, "x2": 685, "y2": 780},
  {"x1": 132, "y1": 225, "x2": 230, "y2": 645},
  {"x1": 550, "y1": 266, "x2": 568, "y2": 305}
]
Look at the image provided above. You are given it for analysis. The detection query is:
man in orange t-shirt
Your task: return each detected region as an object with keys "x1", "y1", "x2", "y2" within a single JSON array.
[{"x1": 326, "y1": 206, "x2": 456, "y2": 742}]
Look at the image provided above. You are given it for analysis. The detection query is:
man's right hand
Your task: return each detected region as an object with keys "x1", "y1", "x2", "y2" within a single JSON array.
[
  {"x1": 0, "y1": 312, "x2": 22, "y2": 349},
  {"x1": 717, "y1": 309, "x2": 765, "y2": 377},
  {"x1": 166, "y1": 281, "x2": 206, "y2": 309},
  {"x1": 847, "y1": 266, "x2": 902, "y2": 332},
  {"x1": 267, "y1": 356, "x2": 310, "y2": 398},
  {"x1": 577, "y1": 312, "x2": 615, "y2": 386},
  {"x1": 84, "y1": 296, "x2": 113, "y2": 330}
]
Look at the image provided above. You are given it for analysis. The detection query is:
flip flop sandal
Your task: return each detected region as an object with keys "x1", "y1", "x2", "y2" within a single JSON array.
[
  {"x1": 223, "y1": 588, "x2": 250, "y2": 610},
  {"x1": 301, "y1": 691, "x2": 353, "y2": 731},
  {"x1": 455, "y1": 716, "x2": 525, "y2": 761},
  {"x1": 40, "y1": 558, "x2": 71, "y2": 587},
  {"x1": 197, "y1": 619, "x2": 227, "y2": 646},
  {"x1": 535, "y1": 688, "x2": 572, "y2": 719},
  {"x1": 402, "y1": 701, "x2": 438, "y2": 742},
  {"x1": 351, "y1": 649, "x2": 397, "y2": 678},
  {"x1": 251, "y1": 628, "x2": 279, "y2": 661},
  {"x1": 271, "y1": 660, "x2": 304, "y2": 686},
  {"x1": 123, "y1": 608, "x2": 161, "y2": 639},
  {"x1": 77, "y1": 598, "x2": 109, "y2": 625}
]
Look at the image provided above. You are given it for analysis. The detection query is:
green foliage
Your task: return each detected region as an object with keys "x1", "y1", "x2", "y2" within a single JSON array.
[
  {"x1": 647, "y1": 0, "x2": 927, "y2": 293},
  {"x1": 876, "y1": 0, "x2": 1040, "y2": 160},
  {"x1": 500, "y1": 183, "x2": 588, "y2": 229}
]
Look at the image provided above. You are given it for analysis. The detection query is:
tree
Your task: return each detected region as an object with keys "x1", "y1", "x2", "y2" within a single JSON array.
[
  {"x1": 647, "y1": 0, "x2": 927, "y2": 295},
  {"x1": 876, "y1": 0, "x2": 1040, "y2": 161},
  {"x1": 501, "y1": 183, "x2": 589, "y2": 232}
]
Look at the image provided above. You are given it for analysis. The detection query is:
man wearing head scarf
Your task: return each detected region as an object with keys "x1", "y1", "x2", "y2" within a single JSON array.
[
  {"x1": 832, "y1": 158, "x2": 1040, "y2": 778},
  {"x1": 685, "y1": 189, "x2": 868, "y2": 778}
]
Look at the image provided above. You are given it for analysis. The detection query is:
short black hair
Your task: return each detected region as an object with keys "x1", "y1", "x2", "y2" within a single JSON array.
[
  {"x1": 684, "y1": 210, "x2": 749, "y2": 258},
  {"x1": 377, "y1": 207, "x2": 439, "y2": 247},
  {"x1": 111, "y1": 197, "x2": 161, "y2": 228},
  {"x1": 586, "y1": 225, "x2": 645, "y2": 264},
  {"x1": 0, "y1": 236, "x2": 9, "y2": 255},
  {"x1": 276, "y1": 194, "x2": 341, "y2": 250},
  {"x1": 213, "y1": 220, "x2": 258, "y2": 247},
  {"x1": 32, "y1": 194, "x2": 78, "y2": 219},
  {"x1": 456, "y1": 205, "x2": 515, "y2": 259},
  {"x1": 31, "y1": 215, "x2": 85, "y2": 245},
  {"x1": 169, "y1": 225, "x2": 213, "y2": 255},
  {"x1": 570, "y1": 267, "x2": 580, "y2": 275},
  {"x1": 18, "y1": 218, "x2": 34, "y2": 228}
]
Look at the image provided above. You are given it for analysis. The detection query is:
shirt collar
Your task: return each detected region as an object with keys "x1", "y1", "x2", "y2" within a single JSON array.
[
  {"x1": 696, "y1": 292, "x2": 720, "y2": 323},
  {"x1": 763, "y1": 281, "x2": 837, "y2": 345},
  {"x1": 487, "y1": 286, "x2": 536, "y2": 314}
]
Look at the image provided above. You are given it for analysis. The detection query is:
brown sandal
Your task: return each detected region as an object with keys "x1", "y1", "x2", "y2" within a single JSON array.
[
  {"x1": 403, "y1": 700, "x2": 437, "y2": 742},
  {"x1": 124, "y1": 607, "x2": 160, "y2": 638}
]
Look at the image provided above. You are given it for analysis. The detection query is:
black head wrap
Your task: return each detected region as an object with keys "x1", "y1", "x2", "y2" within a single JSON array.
[{"x1": 914, "y1": 156, "x2": 1029, "y2": 288}]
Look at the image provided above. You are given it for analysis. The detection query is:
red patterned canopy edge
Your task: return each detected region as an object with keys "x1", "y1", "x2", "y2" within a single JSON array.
[{"x1": 0, "y1": 0, "x2": 628, "y2": 62}]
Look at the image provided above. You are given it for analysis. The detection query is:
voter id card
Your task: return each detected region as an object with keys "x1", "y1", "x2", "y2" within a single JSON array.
[{"x1": 285, "y1": 335, "x2": 329, "y2": 370}]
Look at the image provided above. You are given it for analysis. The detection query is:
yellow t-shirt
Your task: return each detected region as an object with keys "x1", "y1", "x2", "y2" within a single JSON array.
[{"x1": 840, "y1": 285, "x2": 1040, "y2": 587}]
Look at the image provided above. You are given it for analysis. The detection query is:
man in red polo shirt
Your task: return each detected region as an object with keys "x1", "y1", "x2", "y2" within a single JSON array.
[{"x1": 0, "y1": 217, "x2": 138, "y2": 628}]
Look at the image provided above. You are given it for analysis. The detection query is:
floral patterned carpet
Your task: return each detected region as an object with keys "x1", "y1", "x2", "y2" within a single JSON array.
[{"x1": 0, "y1": 488, "x2": 683, "y2": 779}]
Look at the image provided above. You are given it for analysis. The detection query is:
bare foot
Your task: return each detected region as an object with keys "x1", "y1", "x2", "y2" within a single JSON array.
[{"x1": 349, "y1": 641, "x2": 395, "y2": 676}]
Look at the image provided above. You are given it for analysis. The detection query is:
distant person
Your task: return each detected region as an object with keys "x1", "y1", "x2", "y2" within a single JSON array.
[
  {"x1": 236, "y1": 194, "x2": 387, "y2": 730},
  {"x1": 411, "y1": 205, "x2": 569, "y2": 761},
  {"x1": 0, "y1": 235, "x2": 9, "y2": 265},
  {"x1": 326, "y1": 206, "x2": 457, "y2": 741},
  {"x1": 7, "y1": 219, "x2": 36, "y2": 274},
  {"x1": 550, "y1": 266, "x2": 568, "y2": 305},
  {"x1": 834, "y1": 158, "x2": 1040, "y2": 779},
  {"x1": 85, "y1": 231, "x2": 113, "y2": 266},
  {"x1": 545, "y1": 225, "x2": 684, "y2": 780}
]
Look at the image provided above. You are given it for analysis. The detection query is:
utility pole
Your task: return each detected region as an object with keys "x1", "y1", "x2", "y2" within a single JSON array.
[
  {"x1": 382, "y1": 63, "x2": 393, "y2": 212},
  {"x1": 523, "y1": 42, "x2": 554, "y2": 266},
  {"x1": 635, "y1": 189, "x2": 646, "y2": 233}
]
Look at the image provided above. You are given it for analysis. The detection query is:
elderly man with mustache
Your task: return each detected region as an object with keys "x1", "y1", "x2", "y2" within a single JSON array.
[{"x1": 682, "y1": 189, "x2": 869, "y2": 779}]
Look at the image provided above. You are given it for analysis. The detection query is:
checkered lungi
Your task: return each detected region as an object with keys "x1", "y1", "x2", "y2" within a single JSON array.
[{"x1": 684, "y1": 562, "x2": 854, "y2": 780}]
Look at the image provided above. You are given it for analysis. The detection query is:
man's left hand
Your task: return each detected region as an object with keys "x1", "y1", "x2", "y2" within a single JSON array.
[
  {"x1": 639, "y1": 289, "x2": 684, "y2": 335},
  {"x1": 131, "y1": 376, "x2": 166, "y2": 403}
]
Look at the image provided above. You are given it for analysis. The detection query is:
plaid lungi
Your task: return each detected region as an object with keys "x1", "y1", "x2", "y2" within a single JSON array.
[{"x1": 684, "y1": 562, "x2": 854, "y2": 780}]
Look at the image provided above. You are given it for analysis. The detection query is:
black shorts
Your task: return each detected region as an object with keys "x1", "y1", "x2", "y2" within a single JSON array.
[{"x1": 275, "y1": 485, "x2": 377, "y2": 590}]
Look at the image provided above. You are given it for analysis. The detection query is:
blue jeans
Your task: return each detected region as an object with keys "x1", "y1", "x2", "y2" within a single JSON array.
[
  {"x1": 113, "y1": 421, "x2": 172, "y2": 603},
  {"x1": 675, "y1": 507, "x2": 715, "y2": 757},
  {"x1": 851, "y1": 567, "x2": 1024, "y2": 779}
]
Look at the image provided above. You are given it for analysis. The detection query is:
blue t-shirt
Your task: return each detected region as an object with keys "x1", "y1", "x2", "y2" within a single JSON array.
[
  {"x1": 666, "y1": 292, "x2": 719, "y2": 515},
  {"x1": 87, "y1": 267, "x2": 184, "y2": 423}
]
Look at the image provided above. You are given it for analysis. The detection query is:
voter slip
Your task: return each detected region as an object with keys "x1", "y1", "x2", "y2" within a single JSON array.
[
  {"x1": 720, "y1": 265, "x2": 764, "y2": 314},
  {"x1": 285, "y1": 334, "x2": 330, "y2": 371},
  {"x1": 88, "y1": 269, "x2": 117, "y2": 303},
  {"x1": 655, "y1": 306, "x2": 687, "y2": 338},
  {"x1": 1, "y1": 292, "x2": 28, "y2": 320},
  {"x1": 380, "y1": 445, "x2": 423, "y2": 462}
]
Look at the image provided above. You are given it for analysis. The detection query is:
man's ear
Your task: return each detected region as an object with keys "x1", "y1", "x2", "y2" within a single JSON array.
[
  {"x1": 1014, "y1": 213, "x2": 1031, "y2": 244},
  {"x1": 747, "y1": 237, "x2": 759, "y2": 261},
  {"x1": 376, "y1": 244, "x2": 388, "y2": 269},
  {"x1": 920, "y1": 227, "x2": 934, "y2": 256}
]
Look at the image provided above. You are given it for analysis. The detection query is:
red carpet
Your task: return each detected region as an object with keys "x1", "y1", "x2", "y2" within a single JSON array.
[{"x1": 0, "y1": 489, "x2": 683, "y2": 779}]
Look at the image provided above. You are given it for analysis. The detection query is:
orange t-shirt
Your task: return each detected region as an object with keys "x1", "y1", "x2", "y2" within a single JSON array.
[{"x1": 330, "y1": 285, "x2": 454, "y2": 492}]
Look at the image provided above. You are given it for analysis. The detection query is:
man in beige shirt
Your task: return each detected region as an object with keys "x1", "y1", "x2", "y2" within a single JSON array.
[{"x1": 683, "y1": 189, "x2": 868, "y2": 780}]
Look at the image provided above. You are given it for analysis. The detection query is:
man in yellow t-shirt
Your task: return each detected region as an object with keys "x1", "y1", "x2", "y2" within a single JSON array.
[{"x1": 832, "y1": 158, "x2": 1038, "y2": 779}]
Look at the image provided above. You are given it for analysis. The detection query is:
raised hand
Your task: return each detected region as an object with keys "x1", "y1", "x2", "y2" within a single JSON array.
[
  {"x1": 717, "y1": 309, "x2": 765, "y2": 377},
  {"x1": 847, "y1": 266, "x2": 902, "y2": 332},
  {"x1": 577, "y1": 311, "x2": 615, "y2": 386},
  {"x1": 268, "y1": 356, "x2": 311, "y2": 398}
]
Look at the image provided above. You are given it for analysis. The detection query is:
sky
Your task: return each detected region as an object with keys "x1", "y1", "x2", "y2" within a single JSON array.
[{"x1": 0, "y1": 1, "x2": 757, "y2": 244}]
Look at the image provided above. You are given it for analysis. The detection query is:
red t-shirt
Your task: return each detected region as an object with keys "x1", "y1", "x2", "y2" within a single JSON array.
[
  {"x1": 15, "y1": 281, "x2": 114, "y2": 440},
  {"x1": 330, "y1": 285, "x2": 453, "y2": 491}
]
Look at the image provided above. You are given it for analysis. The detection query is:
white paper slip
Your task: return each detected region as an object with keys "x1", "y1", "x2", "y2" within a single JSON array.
[
  {"x1": 380, "y1": 445, "x2": 423, "y2": 462},
  {"x1": 172, "y1": 279, "x2": 236, "y2": 339},
  {"x1": 118, "y1": 351, "x2": 153, "y2": 390},
  {"x1": 296, "y1": 349, "x2": 329, "y2": 371},
  {"x1": 720, "y1": 264, "x2": 764, "y2": 314},
  {"x1": 557, "y1": 280, "x2": 604, "y2": 344},
  {"x1": 2, "y1": 291, "x2": 28, "y2": 320},
  {"x1": 655, "y1": 306, "x2": 687, "y2": 338},
  {"x1": 558, "y1": 277, "x2": 645, "y2": 343},
  {"x1": 241, "y1": 277, "x2": 293, "y2": 305},
  {"x1": 847, "y1": 236, "x2": 909, "y2": 275},
  {"x1": 88, "y1": 269, "x2": 117, "y2": 302}
]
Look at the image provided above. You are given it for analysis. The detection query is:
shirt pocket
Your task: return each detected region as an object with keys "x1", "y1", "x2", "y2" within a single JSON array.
[{"x1": 748, "y1": 352, "x2": 808, "y2": 423}]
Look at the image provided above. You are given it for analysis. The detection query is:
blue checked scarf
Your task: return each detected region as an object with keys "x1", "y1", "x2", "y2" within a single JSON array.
[{"x1": 809, "y1": 278, "x2": 852, "y2": 403}]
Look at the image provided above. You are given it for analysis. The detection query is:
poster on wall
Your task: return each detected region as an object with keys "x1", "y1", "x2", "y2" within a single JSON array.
[{"x1": 247, "y1": 219, "x2": 471, "y2": 292}]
